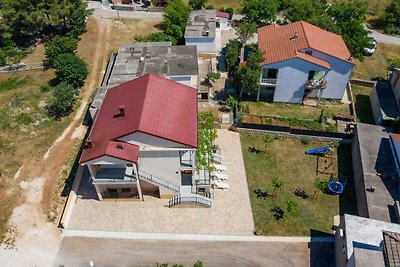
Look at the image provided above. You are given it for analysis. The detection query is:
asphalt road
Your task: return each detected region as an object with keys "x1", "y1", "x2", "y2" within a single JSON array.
[
  {"x1": 54, "y1": 237, "x2": 334, "y2": 267},
  {"x1": 370, "y1": 29, "x2": 400, "y2": 46}
]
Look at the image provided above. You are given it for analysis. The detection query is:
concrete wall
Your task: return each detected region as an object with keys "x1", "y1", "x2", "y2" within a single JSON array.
[
  {"x1": 186, "y1": 37, "x2": 216, "y2": 52},
  {"x1": 262, "y1": 58, "x2": 327, "y2": 103},
  {"x1": 168, "y1": 75, "x2": 194, "y2": 87},
  {"x1": 369, "y1": 87, "x2": 383, "y2": 125},
  {"x1": 139, "y1": 150, "x2": 182, "y2": 185},
  {"x1": 217, "y1": 18, "x2": 228, "y2": 30},
  {"x1": 391, "y1": 69, "x2": 400, "y2": 109},
  {"x1": 351, "y1": 129, "x2": 369, "y2": 218},
  {"x1": 305, "y1": 48, "x2": 353, "y2": 100}
]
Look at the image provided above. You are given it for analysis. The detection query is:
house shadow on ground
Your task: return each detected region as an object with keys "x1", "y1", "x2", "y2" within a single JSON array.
[{"x1": 309, "y1": 229, "x2": 335, "y2": 267}]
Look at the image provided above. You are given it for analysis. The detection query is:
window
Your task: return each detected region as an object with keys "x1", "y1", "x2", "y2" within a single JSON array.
[
  {"x1": 121, "y1": 188, "x2": 131, "y2": 193},
  {"x1": 262, "y1": 68, "x2": 278, "y2": 79},
  {"x1": 127, "y1": 163, "x2": 133, "y2": 167},
  {"x1": 107, "y1": 188, "x2": 117, "y2": 193},
  {"x1": 305, "y1": 50, "x2": 312, "y2": 55},
  {"x1": 308, "y1": 71, "x2": 316, "y2": 80}
]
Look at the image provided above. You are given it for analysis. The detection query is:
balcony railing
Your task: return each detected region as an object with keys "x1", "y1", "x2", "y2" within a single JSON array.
[
  {"x1": 306, "y1": 79, "x2": 327, "y2": 89},
  {"x1": 138, "y1": 168, "x2": 180, "y2": 192},
  {"x1": 168, "y1": 194, "x2": 213, "y2": 208},
  {"x1": 92, "y1": 167, "x2": 136, "y2": 184},
  {"x1": 260, "y1": 78, "x2": 277, "y2": 85}
]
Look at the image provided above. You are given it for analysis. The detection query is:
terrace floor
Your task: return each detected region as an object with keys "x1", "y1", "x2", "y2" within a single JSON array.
[{"x1": 67, "y1": 129, "x2": 255, "y2": 235}]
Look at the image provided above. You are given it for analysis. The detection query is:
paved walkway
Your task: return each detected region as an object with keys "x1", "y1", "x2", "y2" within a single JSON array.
[
  {"x1": 54, "y1": 237, "x2": 335, "y2": 267},
  {"x1": 68, "y1": 130, "x2": 255, "y2": 235}
]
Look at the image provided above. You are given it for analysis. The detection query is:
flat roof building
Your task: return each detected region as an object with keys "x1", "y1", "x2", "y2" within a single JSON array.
[{"x1": 185, "y1": 10, "x2": 217, "y2": 52}]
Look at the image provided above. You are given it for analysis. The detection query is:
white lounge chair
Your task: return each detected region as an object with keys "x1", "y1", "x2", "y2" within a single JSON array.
[
  {"x1": 213, "y1": 153, "x2": 222, "y2": 163},
  {"x1": 214, "y1": 172, "x2": 229, "y2": 181},
  {"x1": 214, "y1": 180, "x2": 229, "y2": 189},
  {"x1": 213, "y1": 163, "x2": 227, "y2": 172}
]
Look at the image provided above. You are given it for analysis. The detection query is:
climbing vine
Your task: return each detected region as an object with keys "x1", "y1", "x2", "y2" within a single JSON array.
[{"x1": 196, "y1": 112, "x2": 217, "y2": 171}]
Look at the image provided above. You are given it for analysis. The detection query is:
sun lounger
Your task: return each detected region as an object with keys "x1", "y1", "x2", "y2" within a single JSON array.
[
  {"x1": 214, "y1": 180, "x2": 229, "y2": 189},
  {"x1": 214, "y1": 172, "x2": 229, "y2": 180},
  {"x1": 213, "y1": 163, "x2": 227, "y2": 172},
  {"x1": 213, "y1": 153, "x2": 222, "y2": 163}
]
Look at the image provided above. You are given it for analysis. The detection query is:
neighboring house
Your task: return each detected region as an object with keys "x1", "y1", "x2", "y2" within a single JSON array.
[
  {"x1": 80, "y1": 74, "x2": 213, "y2": 207},
  {"x1": 257, "y1": 21, "x2": 354, "y2": 103},
  {"x1": 216, "y1": 11, "x2": 229, "y2": 30},
  {"x1": 90, "y1": 42, "x2": 199, "y2": 118},
  {"x1": 185, "y1": 10, "x2": 216, "y2": 53},
  {"x1": 335, "y1": 214, "x2": 400, "y2": 267},
  {"x1": 352, "y1": 123, "x2": 398, "y2": 222},
  {"x1": 370, "y1": 80, "x2": 400, "y2": 126},
  {"x1": 390, "y1": 68, "x2": 400, "y2": 110}
]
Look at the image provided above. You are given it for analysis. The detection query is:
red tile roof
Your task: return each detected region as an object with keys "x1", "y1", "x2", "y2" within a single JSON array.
[
  {"x1": 390, "y1": 133, "x2": 400, "y2": 142},
  {"x1": 216, "y1": 11, "x2": 230, "y2": 19},
  {"x1": 258, "y1": 21, "x2": 353, "y2": 67},
  {"x1": 80, "y1": 74, "x2": 198, "y2": 164}
]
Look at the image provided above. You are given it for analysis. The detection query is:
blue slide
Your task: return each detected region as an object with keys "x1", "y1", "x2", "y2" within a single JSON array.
[{"x1": 305, "y1": 146, "x2": 331, "y2": 155}]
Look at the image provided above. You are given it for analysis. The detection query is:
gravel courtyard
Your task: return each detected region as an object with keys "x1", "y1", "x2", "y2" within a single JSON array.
[{"x1": 68, "y1": 129, "x2": 255, "y2": 235}]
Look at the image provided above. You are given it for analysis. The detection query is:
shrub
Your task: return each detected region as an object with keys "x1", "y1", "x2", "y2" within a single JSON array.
[
  {"x1": 54, "y1": 54, "x2": 88, "y2": 88},
  {"x1": 226, "y1": 95, "x2": 238, "y2": 109},
  {"x1": 45, "y1": 82, "x2": 78, "y2": 118},
  {"x1": 207, "y1": 72, "x2": 221, "y2": 82},
  {"x1": 45, "y1": 36, "x2": 78, "y2": 65},
  {"x1": 0, "y1": 49, "x2": 6, "y2": 66},
  {"x1": 225, "y1": 7, "x2": 234, "y2": 19},
  {"x1": 286, "y1": 199, "x2": 299, "y2": 213},
  {"x1": 15, "y1": 113, "x2": 33, "y2": 125},
  {"x1": 389, "y1": 58, "x2": 400, "y2": 71},
  {"x1": 40, "y1": 84, "x2": 51, "y2": 93},
  {"x1": 301, "y1": 137, "x2": 310, "y2": 145},
  {"x1": 134, "y1": 32, "x2": 177, "y2": 45},
  {"x1": 205, "y1": 4, "x2": 214, "y2": 9}
]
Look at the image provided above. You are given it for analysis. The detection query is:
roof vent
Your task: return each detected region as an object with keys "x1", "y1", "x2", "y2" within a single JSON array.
[
  {"x1": 116, "y1": 143, "x2": 124, "y2": 149},
  {"x1": 366, "y1": 186, "x2": 376, "y2": 193},
  {"x1": 118, "y1": 105, "x2": 125, "y2": 117},
  {"x1": 290, "y1": 32, "x2": 298, "y2": 41},
  {"x1": 139, "y1": 56, "x2": 144, "y2": 62},
  {"x1": 85, "y1": 139, "x2": 93, "y2": 149}
]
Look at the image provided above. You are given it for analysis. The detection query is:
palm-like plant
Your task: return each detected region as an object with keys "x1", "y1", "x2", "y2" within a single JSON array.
[
  {"x1": 271, "y1": 178, "x2": 284, "y2": 198},
  {"x1": 313, "y1": 177, "x2": 327, "y2": 199}
]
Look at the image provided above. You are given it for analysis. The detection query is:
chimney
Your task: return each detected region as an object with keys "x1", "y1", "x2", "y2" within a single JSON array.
[
  {"x1": 118, "y1": 105, "x2": 125, "y2": 117},
  {"x1": 85, "y1": 139, "x2": 93, "y2": 149},
  {"x1": 290, "y1": 32, "x2": 298, "y2": 41},
  {"x1": 116, "y1": 143, "x2": 124, "y2": 149}
]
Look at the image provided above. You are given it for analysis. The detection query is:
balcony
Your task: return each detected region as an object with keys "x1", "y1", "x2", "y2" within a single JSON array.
[
  {"x1": 92, "y1": 166, "x2": 136, "y2": 184},
  {"x1": 260, "y1": 78, "x2": 277, "y2": 86},
  {"x1": 306, "y1": 79, "x2": 327, "y2": 89},
  {"x1": 180, "y1": 151, "x2": 195, "y2": 169}
]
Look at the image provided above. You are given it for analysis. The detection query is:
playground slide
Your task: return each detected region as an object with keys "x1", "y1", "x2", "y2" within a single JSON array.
[{"x1": 304, "y1": 146, "x2": 331, "y2": 155}]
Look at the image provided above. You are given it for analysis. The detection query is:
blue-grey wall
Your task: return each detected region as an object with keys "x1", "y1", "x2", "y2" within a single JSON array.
[
  {"x1": 185, "y1": 37, "x2": 215, "y2": 52},
  {"x1": 263, "y1": 58, "x2": 327, "y2": 103},
  {"x1": 303, "y1": 48, "x2": 353, "y2": 100}
]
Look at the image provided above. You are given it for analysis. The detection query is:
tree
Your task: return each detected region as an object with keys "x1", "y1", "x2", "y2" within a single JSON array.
[
  {"x1": 225, "y1": 95, "x2": 238, "y2": 110},
  {"x1": 45, "y1": 82, "x2": 77, "y2": 118},
  {"x1": 236, "y1": 22, "x2": 257, "y2": 46},
  {"x1": 163, "y1": 0, "x2": 191, "y2": 42},
  {"x1": 225, "y1": 39, "x2": 240, "y2": 74},
  {"x1": 134, "y1": 32, "x2": 177, "y2": 45},
  {"x1": 236, "y1": 48, "x2": 264, "y2": 99},
  {"x1": 312, "y1": 177, "x2": 327, "y2": 199},
  {"x1": 271, "y1": 178, "x2": 284, "y2": 197},
  {"x1": 225, "y1": 8, "x2": 234, "y2": 20},
  {"x1": 206, "y1": 71, "x2": 221, "y2": 83},
  {"x1": 189, "y1": 0, "x2": 207, "y2": 10},
  {"x1": 242, "y1": 0, "x2": 278, "y2": 25},
  {"x1": 54, "y1": 54, "x2": 88, "y2": 88},
  {"x1": 286, "y1": 199, "x2": 299, "y2": 213},
  {"x1": 45, "y1": 36, "x2": 78, "y2": 65},
  {"x1": 263, "y1": 134, "x2": 274, "y2": 151},
  {"x1": 380, "y1": 0, "x2": 400, "y2": 33},
  {"x1": 285, "y1": 0, "x2": 328, "y2": 23}
]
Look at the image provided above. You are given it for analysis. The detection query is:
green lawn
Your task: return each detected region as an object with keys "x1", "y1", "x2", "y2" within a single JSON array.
[
  {"x1": 241, "y1": 134, "x2": 355, "y2": 236},
  {"x1": 240, "y1": 101, "x2": 350, "y2": 131},
  {"x1": 351, "y1": 85, "x2": 375, "y2": 124}
]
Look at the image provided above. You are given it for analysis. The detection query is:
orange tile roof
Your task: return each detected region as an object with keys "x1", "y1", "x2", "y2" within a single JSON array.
[{"x1": 258, "y1": 21, "x2": 353, "y2": 67}]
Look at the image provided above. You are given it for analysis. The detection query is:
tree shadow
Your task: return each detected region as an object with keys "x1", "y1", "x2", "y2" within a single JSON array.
[
  {"x1": 293, "y1": 188, "x2": 309, "y2": 199},
  {"x1": 270, "y1": 205, "x2": 285, "y2": 220},
  {"x1": 253, "y1": 188, "x2": 269, "y2": 199}
]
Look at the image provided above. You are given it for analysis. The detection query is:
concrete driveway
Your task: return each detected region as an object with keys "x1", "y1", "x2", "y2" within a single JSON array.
[{"x1": 54, "y1": 237, "x2": 334, "y2": 267}]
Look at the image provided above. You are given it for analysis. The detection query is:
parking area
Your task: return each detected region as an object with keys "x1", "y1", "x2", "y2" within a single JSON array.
[{"x1": 67, "y1": 129, "x2": 255, "y2": 235}]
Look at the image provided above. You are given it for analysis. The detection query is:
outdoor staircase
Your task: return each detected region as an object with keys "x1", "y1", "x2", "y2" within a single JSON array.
[
  {"x1": 168, "y1": 192, "x2": 213, "y2": 208},
  {"x1": 138, "y1": 169, "x2": 180, "y2": 193}
]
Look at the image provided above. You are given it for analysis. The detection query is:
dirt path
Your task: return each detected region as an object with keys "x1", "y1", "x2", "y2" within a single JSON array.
[{"x1": 0, "y1": 17, "x2": 111, "y2": 267}]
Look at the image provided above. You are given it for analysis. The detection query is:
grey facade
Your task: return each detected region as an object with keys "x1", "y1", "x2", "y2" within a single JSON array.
[
  {"x1": 370, "y1": 80, "x2": 400, "y2": 126},
  {"x1": 185, "y1": 10, "x2": 216, "y2": 52}
]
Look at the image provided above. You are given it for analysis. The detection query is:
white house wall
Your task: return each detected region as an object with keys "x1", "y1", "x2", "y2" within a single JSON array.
[
  {"x1": 218, "y1": 18, "x2": 228, "y2": 30},
  {"x1": 263, "y1": 58, "x2": 327, "y2": 103},
  {"x1": 186, "y1": 37, "x2": 216, "y2": 52},
  {"x1": 304, "y1": 48, "x2": 353, "y2": 100},
  {"x1": 119, "y1": 132, "x2": 191, "y2": 149},
  {"x1": 139, "y1": 150, "x2": 181, "y2": 185}
]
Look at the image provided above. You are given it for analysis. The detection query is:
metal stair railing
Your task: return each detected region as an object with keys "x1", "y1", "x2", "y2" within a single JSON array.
[
  {"x1": 138, "y1": 169, "x2": 180, "y2": 192},
  {"x1": 168, "y1": 194, "x2": 213, "y2": 208}
]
